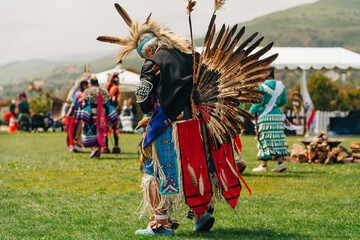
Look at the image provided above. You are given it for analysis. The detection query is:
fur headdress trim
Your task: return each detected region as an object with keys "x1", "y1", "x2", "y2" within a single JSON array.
[{"x1": 97, "y1": 4, "x2": 192, "y2": 63}]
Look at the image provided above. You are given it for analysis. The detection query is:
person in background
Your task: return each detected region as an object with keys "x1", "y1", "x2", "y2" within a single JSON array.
[
  {"x1": 66, "y1": 80, "x2": 88, "y2": 152},
  {"x1": 103, "y1": 73, "x2": 121, "y2": 154},
  {"x1": 17, "y1": 91, "x2": 31, "y2": 131},
  {"x1": 250, "y1": 70, "x2": 289, "y2": 172},
  {"x1": 119, "y1": 97, "x2": 137, "y2": 133}
]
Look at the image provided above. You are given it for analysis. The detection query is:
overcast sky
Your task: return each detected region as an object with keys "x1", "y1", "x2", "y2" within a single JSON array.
[{"x1": 0, "y1": 0, "x2": 317, "y2": 65}]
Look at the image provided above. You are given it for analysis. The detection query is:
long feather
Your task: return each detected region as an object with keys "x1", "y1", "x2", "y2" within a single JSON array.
[
  {"x1": 241, "y1": 54, "x2": 279, "y2": 75},
  {"x1": 114, "y1": 3, "x2": 133, "y2": 27},
  {"x1": 245, "y1": 36, "x2": 264, "y2": 56},
  {"x1": 241, "y1": 43, "x2": 275, "y2": 66},
  {"x1": 96, "y1": 36, "x2": 122, "y2": 44},
  {"x1": 204, "y1": 14, "x2": 216, "y2": 46},
  {"x1": 199, "y1": 165, "x2": 205, "y2": 196},
  {"x1": 225, "y1": 155, "x2": 252, "y2": 195},
  {"x1": 145, "y1": 13, "x2": 152, "y2": 24},
  {"x1": 221, "y1": 168, "x2": 229, "y2": 191},
  {"x1": 234, "y1": 32, "x2": 258, "y2": 55}
]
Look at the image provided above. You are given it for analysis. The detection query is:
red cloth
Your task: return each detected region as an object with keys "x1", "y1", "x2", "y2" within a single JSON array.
[
  {"x1": 65, "y1": 116, "x2": 76, "y2": 148},
  {"x1": 177, "y1": 119, "x2": 213, "y2": 215},
  {"x1": 208, "y1": 140, "x2": 241, "y2": 209},
  {"x1": 97, "y1": 92, "x2": 107, "y2": 147}
]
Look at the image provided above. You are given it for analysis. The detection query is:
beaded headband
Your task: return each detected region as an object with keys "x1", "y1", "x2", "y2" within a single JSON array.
[{"x1": 136, "y1": 36, "x2": 153, "y2": 56}]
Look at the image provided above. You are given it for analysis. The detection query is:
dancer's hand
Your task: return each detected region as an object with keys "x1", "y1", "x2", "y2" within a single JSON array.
[{"x1": 136, "y1": 117, "x2": 150, "y2": 130}]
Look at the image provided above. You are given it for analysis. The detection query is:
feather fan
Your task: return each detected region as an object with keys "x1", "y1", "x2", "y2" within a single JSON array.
[{"x1": 192, "y1": 10, "x2": 278, "y2": 149}]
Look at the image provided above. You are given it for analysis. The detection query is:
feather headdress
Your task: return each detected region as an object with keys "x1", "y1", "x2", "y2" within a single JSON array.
[{"x1": 97, "y1": 4, "x2": 192, "y2": 63}]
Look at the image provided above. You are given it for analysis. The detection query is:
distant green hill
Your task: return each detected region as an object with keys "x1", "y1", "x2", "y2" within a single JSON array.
[
  {"x1": 233, "y1": 0, "x2": 360, "y2": 51},
  {"x1": 0, "y1": 60, "x2": 68, "y2": 85}
]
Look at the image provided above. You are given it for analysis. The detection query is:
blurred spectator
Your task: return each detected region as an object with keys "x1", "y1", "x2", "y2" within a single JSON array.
[
  {"x1": 17, "y1": 91, "x2": 31, "y2": 131},
  {"x1": 120, "y1": 98, "x2": 137, "y2": 132},
  {"x1": 347, "y1": 106, "x2": 359, "y2": 117}
]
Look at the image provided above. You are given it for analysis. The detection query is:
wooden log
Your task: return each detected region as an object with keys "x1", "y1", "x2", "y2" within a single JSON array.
[
  {"x1": 309, "y1": 141, "x2": 318, "y2": 149},
  {"x1": 339, "y1": 149, "x2": 350, "y2": 158},
  {"x1": 342, "y1": 157, "x2": 354, "y2": 164},
  {"x1": 351, "y1": 148, "x2": 360, "y2": 153},
  {"x1": 331, "y1": 147, "x2": 340, "y2": 155},
  {"x1": 314, "y1": 159, "x2": 323, "y2": 164},
  {"x1": 317, "y1": 151, "x2": 327, "y2": 159},
  {"x1": 324, "y1": 155, "x2": 335, "y2": 164},
  {"x1": 308, "y1": 150, "x2": 317, "y2": 161},
  {"x1": 299, "y1": 155, "x2": 308, "y2": 163},
  {"x1": 352, "y1": 153, "x2": 360, "y2": 159},
  {"x1": 340, "y1": 146, "x2": 351, "y2": 156},
  {"x1": 350, "y1": 142, "x2": 360, "y2": 149},
  {"x1": 337, "y1": 154, "x2": 344, "y2": 162},
  {"x1": 354, "y1": 159, "x2": 360, "y2": 163}
]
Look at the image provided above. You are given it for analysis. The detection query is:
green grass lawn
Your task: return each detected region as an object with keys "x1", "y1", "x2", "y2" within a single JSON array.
[{"x1": 0, "y1": 131, "x2": 359, "y2": 239}]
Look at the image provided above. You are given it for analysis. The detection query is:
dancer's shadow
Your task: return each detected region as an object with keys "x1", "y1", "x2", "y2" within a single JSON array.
[
  {"x1": 96, "y1": 152, "x2": 138, "y2": 161},
  {"x1": 242, "y1": 170, "x2": 326, "y2": 179},
  {"x1": 179, "y1": 227, "x2": 311, "y2": 239}
]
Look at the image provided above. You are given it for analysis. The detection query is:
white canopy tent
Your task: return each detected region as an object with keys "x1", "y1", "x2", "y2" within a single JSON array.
[
  {"x1": 96, "y1": 68, "x2": 140, "y2": 92},
  {"x1": 264, "y1": 47, "x2": 360, "y2": 134},
  {"x1": 264, "y1": 47, "x2": 360, "y2": 70}
]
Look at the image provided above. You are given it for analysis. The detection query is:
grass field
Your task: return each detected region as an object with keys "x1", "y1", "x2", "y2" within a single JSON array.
[{"x1": 0, "y1": 131, "x2": 359, "y2": 239}]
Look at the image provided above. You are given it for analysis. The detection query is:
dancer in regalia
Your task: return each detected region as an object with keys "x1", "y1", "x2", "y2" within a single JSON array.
[
  {"x1": 77, "y1": 76, "x2": 118, "y2": 158},
  {"x1": 103, "y1": 73, "x2": 121, "y2": 154},
  {"x1": 98, "y1": 1, "x2": 278, "y2": 235},
  {"x1": 251, "y1": 70, "x2": 289, "y2": 172},
  {"x1": 64, "y1": 71, "x2": 90, "y2": 152}
]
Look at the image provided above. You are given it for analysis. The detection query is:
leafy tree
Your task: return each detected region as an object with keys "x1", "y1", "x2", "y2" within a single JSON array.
[{"x1": 307, "y1": 74, "x2": 339, "y2": 111}]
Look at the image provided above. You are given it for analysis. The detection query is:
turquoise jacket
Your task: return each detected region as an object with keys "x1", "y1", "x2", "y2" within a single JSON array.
[{"x1": 249, "y1": 80, "x2": 288, "y2": 116}]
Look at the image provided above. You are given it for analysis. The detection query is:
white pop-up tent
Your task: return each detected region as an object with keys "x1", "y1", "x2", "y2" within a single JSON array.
[
  {"x1": 266, "y1": 47, "x2": 360, "y2": 70},
  {"x1": 96, "y1": 68, "x2": 140, "y2": 92},
  {"x1": 263, "y1": 47, "x2": 360, "y2": 134}
]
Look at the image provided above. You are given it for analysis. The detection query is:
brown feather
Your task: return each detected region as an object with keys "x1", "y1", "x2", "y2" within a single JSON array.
[
  {"x1": 234, "y1": 32, "x2": 258, "y2": 55},
  {"x1": 187, "y1": 160, "x2": 198, "y2": 189},
  {"x1": 145, "y1": 13, "x2": 152, "y2": 24},
  {"x1": 241, "y1": 54, "x2": 279, "y2": 75},
  {"x1": 214, "y1": 0, "x2": 226, "y2": 12},
  {"x1": 96, "y1": 36, "x2": 122, "y2": 44},
  {"x1": 187, "y1": 0, "x2": 196, "y2": 15},
  {"x1": 244, "y1": 68, "x2": 273, "y2": 80},
  {"x1": 245, "y1": 36, "x2": 264, "y2": 56},
  {"x1": 206, "y1": 24, "x2": 225, "y2": 60},
  {"x1": 204, "y1": 14, "x2": 216, "y2": 46},
  {"x1": 241, "y1": 43, "x2": 275, "y2": 66},
  {"x1": 243, "y1": 77, "x2": 267, "y2": 86},
  {"x1": 114, "y1": 3, "x2": 133, "y2": 27}
]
